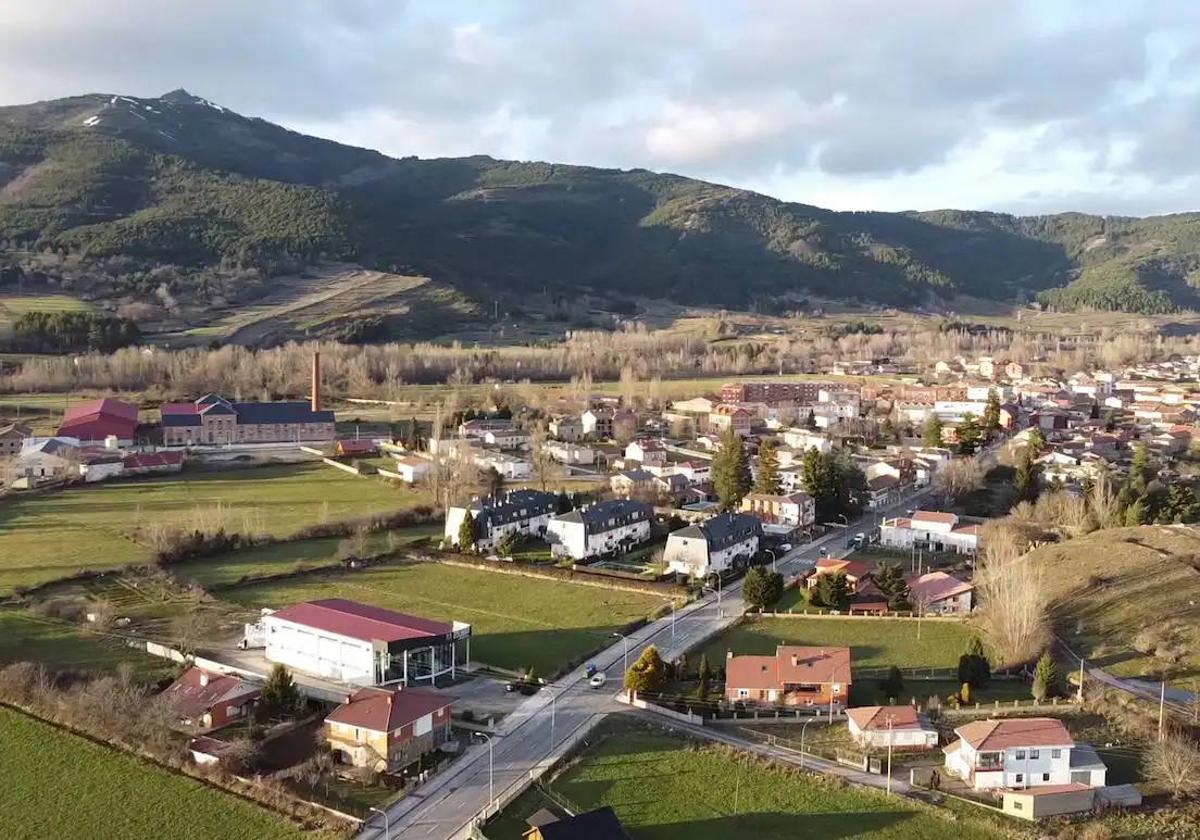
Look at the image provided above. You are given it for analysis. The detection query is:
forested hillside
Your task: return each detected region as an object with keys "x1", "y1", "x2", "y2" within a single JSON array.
[{"x1": 3, "y1": 89, "x2": 1200, "y2": 317}]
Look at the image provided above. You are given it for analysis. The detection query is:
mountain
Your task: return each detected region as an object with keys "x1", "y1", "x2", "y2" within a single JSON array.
[{"x1": 2, "y1": 89, "x2": 1200, "y2": 324}]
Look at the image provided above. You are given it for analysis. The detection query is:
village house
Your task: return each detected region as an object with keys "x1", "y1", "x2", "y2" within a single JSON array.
[
  {"x1": 0, "y1": 421, "x2": 31, "y2": 456},
  {"x1": 708, "y1": 404, "x2": 752, "y2": 436},
  {"x1": 545, "y1": 440, "x2": 595, "y2": 465},
  {"x1": 807, "y1": 557, "x2": 873, "y2": 593},
  {"x1": 335, "y1": 439, "x2": 378, "y2": 458},
  {"x1": 846, "y1": 705, "x2": 939, "y2": 749},
  {"x1": 445, "y1": 489, "x2": 558, "y2": 551},
  {"x1": 653, "y1": 472, "x2": 690, "y2": 501},
  {"x1": 878, "y1": 510, "x2": 981, "y2": 555},
  {"x1": 672, "y1": 460, "x2": 711, "y2": 484},
  {"x1": 548, "y1": 416, "x2": 584, "y2": 442},
  {"x1": 663, "y1": 397, "x2": 716, "y2": 436},
  {"x1": 610, "y1": 468, "x2": 654, "y2": 497},
  {"x1": 740, "y1": 491, "x2": 815, "y2": 528},
  {"x1": 459, "y1": 417, "x2": 515, "y2": 439},
  {"x1": 389, "y1": 455, "x2": 431, "y2": 483},
  {"x1": 664, "y1": 512, "x2": 762, "y2": 578},
  {"x1": 780, "y1": 427, "x2": 831, "y2": 453},
  {"x1": 473, "y1": 449, "x2": 532, "y2": 480},
  {"x1": 545, "y1": 499, "x2": 653, "y2": 560},
  {"x1": 908, "y1": 571, "x2": 974, "y2": 614},
  {"x1": 325, "y1": 686, "x2": 454, "y2": 773},
  {"x1": 624, "y1": 439, "x2": 668, "y2": 466},
  {"x1": 721, "y1": 381, "x2": 827, "y2": 406},
  {"x1": 522, "y1": 806, "x2": 632, "y2": 840},
  {"x1": 724, "y1": 645, "x2": 852, "y2": 710},
  {"x1": 943, "y1": 718, "x2": 1107, "y2": 792},
  {"x1": 161, "y1": 667, "x2": 261, "y2": 730}
]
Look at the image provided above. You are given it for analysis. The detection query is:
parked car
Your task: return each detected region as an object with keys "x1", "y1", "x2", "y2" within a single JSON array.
[{"x1": 589, "y1": 672, "x2": 608, "y2": 689}]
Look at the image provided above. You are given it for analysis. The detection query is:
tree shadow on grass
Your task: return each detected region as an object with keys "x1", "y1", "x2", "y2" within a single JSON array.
[{"x1": 633, "y1": 810, "x2": 924, "y2": 840}]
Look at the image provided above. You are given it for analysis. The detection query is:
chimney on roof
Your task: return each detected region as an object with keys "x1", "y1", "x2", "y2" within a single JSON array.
[
  {"x1": 311, "y1": 350, "x2": 322, "y2": 413},
  {"x1": 199, "y1": 671, "x2": 209, "y2": 687}
]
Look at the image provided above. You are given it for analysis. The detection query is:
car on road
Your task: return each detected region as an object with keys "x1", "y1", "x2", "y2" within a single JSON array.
[
  {"x1": 778, "y1": 543, "x2": 792, "y2": 552},
  {"x1": 589, "y1": 672, "x2": 608, "y2": 689}
]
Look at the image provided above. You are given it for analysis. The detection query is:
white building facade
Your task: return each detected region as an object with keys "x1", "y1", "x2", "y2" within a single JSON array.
[{"x1": 545, "y1": 499, "x2": 653, "y2": 560}]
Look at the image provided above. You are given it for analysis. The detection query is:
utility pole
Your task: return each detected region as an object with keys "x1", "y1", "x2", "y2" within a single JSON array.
[
  {"x1": 886, "y1": 715, "x2": 895, "y2": 796},
  {"x1": 1158, "y1": 681, "x2": 1166, "y2": 741}
]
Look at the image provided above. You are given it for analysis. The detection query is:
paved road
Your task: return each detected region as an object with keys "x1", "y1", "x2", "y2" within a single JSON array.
[{"x1": 360, "y1": 487, "x2": 932, "y2": 840}]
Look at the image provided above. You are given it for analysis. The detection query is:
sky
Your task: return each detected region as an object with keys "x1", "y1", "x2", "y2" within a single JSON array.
[{"x1": 3, "y1": 0, "x2": 1200, "y2": 216}]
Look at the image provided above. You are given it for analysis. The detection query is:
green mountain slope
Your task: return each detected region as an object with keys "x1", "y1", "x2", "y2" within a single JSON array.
[{"x1": 3, "y1": 89, "x2": 1200, "y2": 317}]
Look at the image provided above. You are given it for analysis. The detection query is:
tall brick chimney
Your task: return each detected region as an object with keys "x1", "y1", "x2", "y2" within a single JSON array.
[{"x1": 311, "y1": 350, "x2": 322, "y2": 412}]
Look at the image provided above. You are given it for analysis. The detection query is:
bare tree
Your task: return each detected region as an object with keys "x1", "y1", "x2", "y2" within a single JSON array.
[
  {"x1": 1146, "y1": 732, "x2": 1200, "y2": 800},
  {"x1": 934, "y1": 457, "x2": 985, "y2": 502},
  {"x1": 974, "y1": 520, "x2": 1050, "y2": 669},
  {"x1": 529, "y1": 423, "x2": 564, "y2": 492},
  {"x1": 1088, "y1": 471, "x2": 1122, "y2": 530}
]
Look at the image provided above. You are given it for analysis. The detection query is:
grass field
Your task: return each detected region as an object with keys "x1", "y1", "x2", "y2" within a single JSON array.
[
  {"x1": 1031, "y1": 525, "x2": 1200, "y2": 688},
  {"x1": 0, "y1": 463, "x2": 431, "y2": 595},
  {"x1": 486, "y1": 719, "x2": 1006, "y2": 840},
  {"x1": 702, "y1": 615, "x2": 975, "y2": 673},
  {"x1": 171, "y1": 523, "x2": 442, "y2": 589},
  {"x1": 221, "y1": 561, "x2": 672, "y2": 675},
  {"x1": 0, "y1": 608, "x2": 173, "y2": 681},
  {"x1": 0, "y1": 707, "x2": 318, "y2": 840},
  {"x1": 0, "y1": 294, "x2": 94, "y2": 333}
]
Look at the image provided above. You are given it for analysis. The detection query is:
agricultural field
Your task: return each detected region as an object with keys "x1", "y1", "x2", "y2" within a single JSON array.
[
  {"x1": 1031, "y1": 525, "x2": 1200, "y2": 689},
  {"x1": 0, "y1": 463, "x2": 432, "y2": 595},
  {"x1": 221, "y1": 561, "x2": 673, "y2": 675},
  {"x1": 171, "y1": 523, "x2": 442, "y2": 589},
  {"x1": 0, "y1": 608, "x2": 172, "y2": 681},
  {"x1": 0, "y1": 707, "x2": 318, "y2": 840},
  {"x1": 486, "y1": 719, "x2": 1006, "y2": 840},
  {"x1": 0, "y1": 293, "x2": 94, "y2": 334}
]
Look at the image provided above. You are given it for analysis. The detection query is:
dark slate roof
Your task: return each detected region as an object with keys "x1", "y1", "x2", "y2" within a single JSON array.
[
  {"x1": 553, "y1": 499, "x2": 651, "y2": 535},
  {"x1": 672, "y1": 512, "x2": 762, "y2": 551},
  {"x1": 232, "y1": 400, "x2": 334, "y2": 424},
  {"x1": 538, "y1": 807, "x2": 631, "y2": 840},
  {"x1": 470, "y1": 489, "x2": 558, "y2": 531}
]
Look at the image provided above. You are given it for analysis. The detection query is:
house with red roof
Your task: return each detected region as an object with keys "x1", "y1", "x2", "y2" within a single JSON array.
[
  {"x1": 908, "y1": 571, "x2": 974, "y2": 615},
  {"x1": 806, "y1": 556, "x2": 873, "y2": 593},
  {"x1": 56, "y1": 398, "x2": 139, "y2": 444},
  {"x1": 724, "y1": 645, "x2": 851, "y2": 710},
  {"x1": 325, "y1": 686, "x2": 454, "y2": 772},
  {"x1": 846, "y1": 705, "x2": 938, "y2": 749},
  {"x1": 260, "y1": 599, "x2": 471, "y2": 687},
  {"x1": 943, "y1": 717, "x2": 1106, "y2": 791},
  {"x1": 161, "y1": 666, "x2": 261, "y2": 730}
]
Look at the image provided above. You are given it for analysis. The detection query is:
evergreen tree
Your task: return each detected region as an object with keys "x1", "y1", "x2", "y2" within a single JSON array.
[
  {"x1": 754, "y1": 438, "x2": 782, "y2": 495},
  {"x1": 983, "y1": 389, "x2": 1002, "y2": 435},
  {"x1": 956, "y1": 413, "x2": 983, "y2": 455},
  {"x1": 697, "y1": 653, "x2": 712, "y2": 702},
  {"x1": 404, "y1": 417, "x2": 422, "y2": 450},
  {"x1": 712, "y1": 426, "x2": 752, "y2": 510},
  {"x1": 880, "y1": 417, "x2": 898, "y2": 444},
  {"x1": 957, "y1": 637, "x2": 992, "y2": 688},
  {"x1": 1125, "y1": 497, "x2": 1146, "y2": 527},
  {"x1": 457, "y1": 510, "x2": 476, "y2": 551},
  {"x1": 875, "y1": 564, "x2": 911, "y2": 610},
  {"x1": 813, "y1": 572, "x2": 851, "y2": 611},
  {"x1": 922, "y1": 415, "x2": 944, "y2": 448},
  {"x1": 1163, "y1": 484, "x2": 1200, "y2": 523},
  {"x1": 805, "y1": 410, "x2": 818, "y2": 430},
  {"x1": 1032, "y1": 652, "x2": 1057, "y2": 702},
  {"x1": 1027, "y1": 427, "x2": 1045, "y2": 453},
  {"x1": 1013, "y1": 443, "x2": 1040, "y2": 504},
  {"x1": 1130, "y1": 444, "x2": 1156, "y2": 496},
  {"x1": 484, "y1": 466, "x2": 505, "y2": 498},
  {"x1": 624, "y1": 645, "x2": 669, "y2": 693},
  {"x1": 743, "y1": 567, "x2": 784, "y2": 610},
  {"x1": 261, "y1": 664, "x2": 300, "y2": 714}
]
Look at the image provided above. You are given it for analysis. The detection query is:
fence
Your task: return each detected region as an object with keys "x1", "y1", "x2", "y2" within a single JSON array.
[
  {"x1": 617, "y1": 690, "x2": 705, "y2": 726},
  {"x1": 755, "y1": 609, "x2": 966, "y2": 622}
]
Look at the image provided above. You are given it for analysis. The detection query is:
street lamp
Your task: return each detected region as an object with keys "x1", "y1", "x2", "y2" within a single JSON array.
[
  {"x1": 799, "y1": 717, "x2": 814, "y2": 770},
  {"x1": 473, "y1": 732, "x2": 494, "y2": 814},
  {"x1": 836, "y1": 513, "x2": 848, "y2": 528},
  {"x1": 764, "y1": 548, "x2": 777, "y2": 573},
  {"x1": 610, "y1": 632, "x2": 629, "y2": 674},
  {"x1": 368, "y1": 807, "x2": 391, "y2": 840}
]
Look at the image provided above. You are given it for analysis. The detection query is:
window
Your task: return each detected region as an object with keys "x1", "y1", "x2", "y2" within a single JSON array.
[
  {"x1": 1030, "y1": 749, "x2": 1040, "y2": 760},
  {"x1": 1014, "y1": 773, "x2": 1024, "y2": 784},
  {"x1": 1015, "y1": 750, "x2": 1026, "y2": 760},
  {"x1": 1042, "y1": 773, "x2": 1051, "y2": 782},
  {"x1": 737, "y1": 689, "x2": 749, "y2": 698},
  {"x1": 1012, "y1": 801, "x2": 1023, "y2": 811},
  {"x1": 1051, "y1": 749, "x2": 1061, "y2": 759}
]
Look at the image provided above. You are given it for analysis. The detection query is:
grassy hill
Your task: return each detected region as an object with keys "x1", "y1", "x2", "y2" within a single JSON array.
[
  {"x1": 5, "y1": 89, "x2": 1200, "y2": 327},
  {"x1": 1030, "y1": 525, "x2": 1200, "y2": 688}
]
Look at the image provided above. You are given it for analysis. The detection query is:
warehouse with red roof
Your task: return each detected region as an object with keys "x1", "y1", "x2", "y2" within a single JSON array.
[
  {"x1": 261, "y1": 599, "x2": 471, "y2": 687},
  {"x1": 56, "y1": 397, "x2": 139, "y2": 444}
]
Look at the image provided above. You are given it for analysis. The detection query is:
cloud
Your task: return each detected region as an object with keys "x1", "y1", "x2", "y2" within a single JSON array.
[{"x1": 1, "y1": 1, "x2": 1200, "y2": 214}]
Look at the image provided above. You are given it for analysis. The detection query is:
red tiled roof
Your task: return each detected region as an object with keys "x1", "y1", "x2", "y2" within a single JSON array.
[
  {"x1": 326, "y1": 686, "x2": 453, "y2": 733},
  {"x1": 954, "y1": 718, "x2": 1074, "y2": 751},
  {"x1": 726, "y1": 646, "x2": 851, "y2": 691},
  {"x1": 161, "y1": 667, "x2": 260, "y2": 720},
  {"x1": 62, "y1": 398, "x2": 139, "y2": 424},
  {"x1": 846, "y1": 705, "x2": 924, "y2": 731},
  {"x1": 57, "y1": 398, "x2": 140, "y2": 441},
  {"x1": 910, "y1": 510, "x2": 958, "y2": 525},
  {"x1": 907, "y1": 571, "x2": 973, "y2": 604},
  {"x1": 123, "y1": 451, "x2": 185, "y2": 469},
  {"x1": 267, "y1": 599, "x2": 452, "y2": 643}
]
